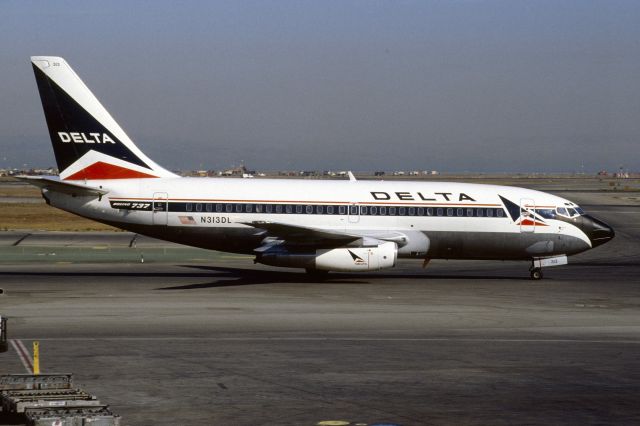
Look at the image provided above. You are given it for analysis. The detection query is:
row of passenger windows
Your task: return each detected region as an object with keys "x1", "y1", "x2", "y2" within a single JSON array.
[{"x1": 167, "y1": 203, "x2": 506, "y2": 218}]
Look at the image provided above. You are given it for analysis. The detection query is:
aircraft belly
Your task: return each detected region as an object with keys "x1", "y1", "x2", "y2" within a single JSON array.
[{"x1": 422, "y1": 231, "x2": 590, "y2": 260}]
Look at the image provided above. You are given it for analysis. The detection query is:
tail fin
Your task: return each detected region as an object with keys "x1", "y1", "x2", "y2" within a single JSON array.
[{"x1": 31, "y1": 56, "x2": 177, "y2": 180}]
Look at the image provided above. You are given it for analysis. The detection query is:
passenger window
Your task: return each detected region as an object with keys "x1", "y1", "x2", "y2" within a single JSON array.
[
  {"x1": 497, "y1": 209, "x2": 504, "y2": 217},
  {"x1": 360, "y1": 206, "x2": 368, "y2": 215},
  {"x1": 399, "y1": 207, "x2": 406, "y2": 215},
  {"x1": 306, "y1": 205, "x2": 313, "y2": 214},
  {"x1": 205, "y1": 203, "x2": 212, "y2": 212},
  {"x1": 380, "y1": 207, "x2": 387, "y2": 215},
  {"x1": 196, "y1": 203, "x2": 202, "y2": 212},
  {"x1": 316, "y1": 205, "x2": 324, "y2": 214},
  {"x1": 286, "y1": 205, "x2": 293, "y2": 214},
  {"x1": 437, "y1": 208, "x2": 443, "y2": 216},
  {"x1": 216, "y1": 204, "x2": 222, "y2": 212},
  {"x1": 246, "y1": 204, "x2": 253, "y2": 213},
  {"x1": 427, "y1": 208, "x2": 434, "y2": 216},
  {"x1": 417, "y1": 207, "x2": 424, "y2": 216},
  {"x1": 339, "y1": 206, "x2": 346, "y2": 215},
  {"x1": 235, "y1": 204, "x2": 242, "y2": 213},
  {"x1": 389, "y1": 207, "x2": 397, "y2": 216},
  {"x1": 408, "y1": 207, "x2": 415, "y2": 216},
  {"x1": 327, "y1": 205, "x2": 334, "y2": 214},
  {"x1": 350, "y1": 205, "x2": 358, "y2": 215},
  {"x1": 466, "y1": 208, "x2": 473, "y2": 217},
  {"x1": 456, "y1": 208, "x2": 463, "y2": 217},
  {"x1": 255, "y1": 204, "x2": 262, "y2": 213},
  {"x1": 295, "y1": 205, "x2": 303, "y2": 214},
  {"x1": 225, "y1": 204, "x2": 233, "y2": 213},
  {"x1": 447, "y1": 208, "x2": 453, "y2": 217},
  {"x1": 486, "y1": 209, "x2": 493, "y2": 217},
  {"x1": 266, "y1": 205, "x2": 273, "y2": 213},
  {"x1": 370, "y1": 206, "x2": 377, "y2": 215},
  {"x1": 275, "y1": 205, "x2": 282, "y2": 213},
  {"x1": 476, "y1": 208, "x2": 483, "y2": 217},
  {"x1": 186, "y1": 203, "x2": 192, "y2": 212}
]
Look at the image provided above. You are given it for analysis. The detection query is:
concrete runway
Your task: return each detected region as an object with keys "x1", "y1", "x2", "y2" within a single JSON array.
[{"x1": 0, "y1": 193, "x2": 639, "y2": 425}]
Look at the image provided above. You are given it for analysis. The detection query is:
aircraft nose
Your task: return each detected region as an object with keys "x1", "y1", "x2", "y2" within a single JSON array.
[{"x1": 581, "y1": 215, "x2": 615, "y2": 247}]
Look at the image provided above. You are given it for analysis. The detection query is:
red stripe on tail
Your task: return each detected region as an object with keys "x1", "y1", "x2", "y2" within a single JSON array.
[{"x1": 64, "y1": 161, "x2": 158, "y2": 180}]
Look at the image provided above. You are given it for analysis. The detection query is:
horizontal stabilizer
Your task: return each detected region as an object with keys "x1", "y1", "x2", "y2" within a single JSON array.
[{"x1": 15, "y1": 176, "x2": 108, "y2": 197}]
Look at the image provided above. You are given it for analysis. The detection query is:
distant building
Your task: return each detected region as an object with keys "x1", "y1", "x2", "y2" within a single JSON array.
[{"x1": 221, "y1": 165, "x2": 247, "y2": 176}]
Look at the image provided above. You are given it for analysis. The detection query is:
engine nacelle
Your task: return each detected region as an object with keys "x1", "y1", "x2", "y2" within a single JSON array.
[{"x1": 257, "y1": 241, "x2": 397, "y2": 272}]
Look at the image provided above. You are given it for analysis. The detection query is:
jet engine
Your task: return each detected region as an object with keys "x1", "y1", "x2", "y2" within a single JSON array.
[{"x1": 256, "y1": 241, "x2": 397, "y2": 272}]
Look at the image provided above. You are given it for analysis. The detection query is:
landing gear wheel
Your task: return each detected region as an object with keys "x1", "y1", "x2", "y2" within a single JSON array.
[{"x1": 530, "y1": 268, "x2": 543, "y2": 280}]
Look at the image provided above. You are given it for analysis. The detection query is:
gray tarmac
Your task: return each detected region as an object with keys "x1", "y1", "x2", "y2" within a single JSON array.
[{"x1": 0, "y1": 192, "x2": 639, "y2": 425}]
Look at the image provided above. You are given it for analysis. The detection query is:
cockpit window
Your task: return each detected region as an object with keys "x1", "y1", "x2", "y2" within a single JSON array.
[
  {"x1": 556, "y1": 206, "x2": 583, "y2": 218},
  {"x1": 535, "y1": 209, "x2": 556, "y2": 219}
]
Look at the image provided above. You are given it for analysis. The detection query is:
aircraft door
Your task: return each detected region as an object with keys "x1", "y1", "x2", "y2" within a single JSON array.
[
  {"x1": 152, "y1": 192, "x2": 168, "y2": 225},
  {"x1": 519, "y1": 198, "x2": 535, "y2": 233}
]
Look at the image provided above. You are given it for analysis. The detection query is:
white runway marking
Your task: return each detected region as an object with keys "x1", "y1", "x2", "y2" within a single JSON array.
[{"x1": 10, "y1": 339, "x2": 33, "y2": 374}]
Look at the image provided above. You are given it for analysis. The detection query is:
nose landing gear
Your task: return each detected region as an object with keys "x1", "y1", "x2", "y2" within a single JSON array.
[
  {"x1": 529, "y1": 255, "x2": 568, "y2": 280},
  {"x1": 530, "y1": 267, "x2": 543, "y2": 280}
]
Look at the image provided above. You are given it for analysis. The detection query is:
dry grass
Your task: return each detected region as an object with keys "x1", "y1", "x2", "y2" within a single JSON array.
[
  {"x1": 0, "y1": 186, "x2": 41, "y2": 198},
  {"x1": 0, "y1": 202, "x2": 118, "y2": 231}
]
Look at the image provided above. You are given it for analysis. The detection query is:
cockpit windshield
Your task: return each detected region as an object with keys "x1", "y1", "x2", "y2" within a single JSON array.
[
  {"x1": 535, "y1": 206, "x2": 585, "y2": 219},
  {"x1": 555, "y1": 206, "x2": 584, "y2": 218},
  {"x1": 535, "y1": 208, "x2": 557, "y2": 219}
]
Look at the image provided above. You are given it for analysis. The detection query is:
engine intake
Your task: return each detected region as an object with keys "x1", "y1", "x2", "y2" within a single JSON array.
[{"x1": 257, "y1": 241, "x2": 397, "y2": 272}]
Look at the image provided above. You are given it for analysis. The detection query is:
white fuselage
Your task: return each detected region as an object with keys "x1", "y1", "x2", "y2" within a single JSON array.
[{"x1": 44, "y1": 177, "x2": 594, "y2": 261}]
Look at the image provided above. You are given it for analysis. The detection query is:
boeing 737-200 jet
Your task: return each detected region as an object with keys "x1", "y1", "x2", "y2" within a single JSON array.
[{"x1": 21, "y1": 56, "x2": 614, "y2": 279}]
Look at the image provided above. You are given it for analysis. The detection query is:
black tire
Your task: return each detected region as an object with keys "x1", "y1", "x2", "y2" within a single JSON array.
[{"x1": 530, "y1": 268, "x2": 543, "y2": 280}]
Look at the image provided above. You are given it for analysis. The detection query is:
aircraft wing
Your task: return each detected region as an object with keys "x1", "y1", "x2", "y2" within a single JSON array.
[
  {"x1": 242, "y1": 221, "x2": 360, "y2": 247},
  {"x1": 242, "y1": 221, "x2": 409, "y2": 249},
  {"x1": 15, "y1": 176, "x2": 108, "y2": 197}
]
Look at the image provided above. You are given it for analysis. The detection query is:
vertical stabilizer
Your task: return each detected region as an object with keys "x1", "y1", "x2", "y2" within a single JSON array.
[{"x1": 31, "y1": 56, "x2": 177, "y2": 180}]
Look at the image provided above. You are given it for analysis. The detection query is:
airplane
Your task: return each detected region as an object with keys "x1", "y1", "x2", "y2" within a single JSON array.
[{"x1": 20, "y1": 56, "x2": 614, "y2": 280}]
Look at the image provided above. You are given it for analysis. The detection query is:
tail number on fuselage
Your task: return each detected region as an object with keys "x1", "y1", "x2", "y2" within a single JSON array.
[{"x1": 201, "y1": 216, "x2": 231, "y2": 224}]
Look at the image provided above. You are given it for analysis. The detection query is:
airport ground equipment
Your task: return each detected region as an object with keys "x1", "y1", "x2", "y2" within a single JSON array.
[
  {"x1": 2, "y1": 389, "x2": 101, "y2": 413},
  {"x1": 0, "y1": 317, "x2": 7, "y2": 353},
  {"x1": 0, "y1": 374, "x2": 72, "y2": 391},
  {"x1": 24, "y1": 406, "x2": 120, "y2": 426},
  {"x1": 0, "y1": 374, "x2": 120, "y2": 425}
]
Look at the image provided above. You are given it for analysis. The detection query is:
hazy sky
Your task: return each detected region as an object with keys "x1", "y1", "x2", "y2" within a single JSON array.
[{"x1": 1, "y1": 0, "x2": 639, "y2": 172}]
